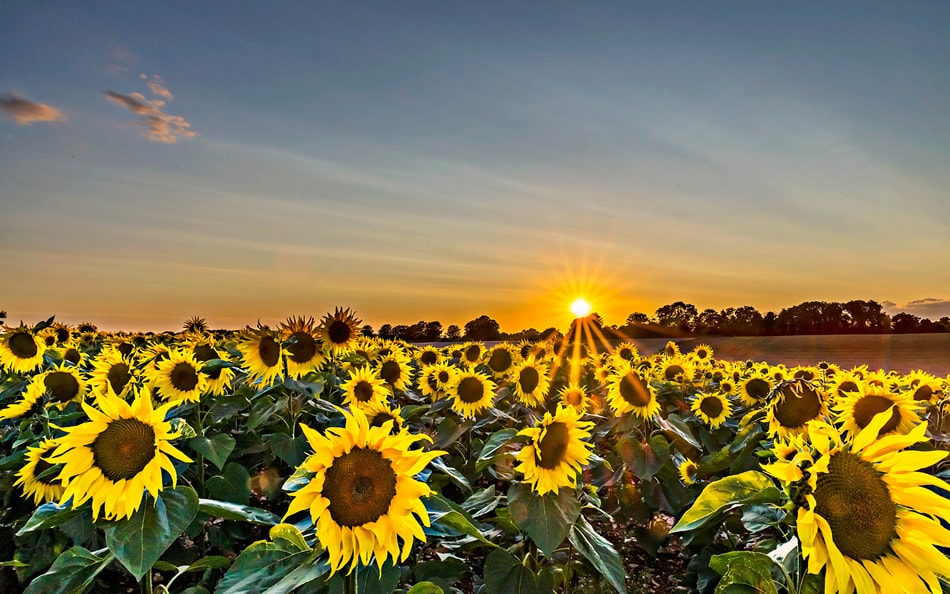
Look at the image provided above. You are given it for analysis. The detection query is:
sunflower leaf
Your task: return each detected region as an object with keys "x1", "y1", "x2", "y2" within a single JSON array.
[
  {"x1": 507, "y1": 483, "x2": 580, "y2": 557},
  {"x1": 426, "y1": 493, "x2": 497, "y2": 547},
  {"x1": 671, "y1": 471, "x2": 781, "y2": 534},
  {"x1": 188, "y1": 434, "x2": 236, "y2": 470},
  {"x1": 207, "y1": 462, "x2": 252, "y2": 504},
  {"x1": 16, "y1": 502, "x2": 83, "y2": 536},
  {"x1": 104, "y1": 486, "x2": 199, "y2": 581},
  {"x1": 476, "y1": 428, "x2": 518, "y2": 472},
  {"x1": 197, "y1": 499, "x2": 281, "y2": 525},
  {"x1": 217, "y1": 540, "x2": 325, "y2": 594},
  {"x1": 569, "y1": 514, "x2": 627, "y2": 594},
  {"x1": 483, "y1": 548, "x2": 555, "y2": 594},
  {"x1": 709, "y1": 551, "x2": 779, "y2": 594},
  {"x1": 22, "y1": 546, "x2": 114, "y2": 594}
]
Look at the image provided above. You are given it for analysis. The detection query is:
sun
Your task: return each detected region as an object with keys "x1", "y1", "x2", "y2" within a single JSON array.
[{"x1": 569, "y1": 298, "x2": 591, "y2": 318}]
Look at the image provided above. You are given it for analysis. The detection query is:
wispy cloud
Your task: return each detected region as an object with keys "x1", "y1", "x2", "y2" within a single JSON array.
[
  {"x1": 884, "y1": 298, "x2": 950, "y2": 320},
  {"x1": 0, "y1": 93, "x2": 66, "y2": 125},
  {"x1": 104, "y1": 74, "x2": 195, "y2": 143}
]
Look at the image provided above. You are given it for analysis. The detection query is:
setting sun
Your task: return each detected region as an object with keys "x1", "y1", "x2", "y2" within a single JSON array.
[{"x1": 569, "y1": 298, "x2": 592, "y2": 318}]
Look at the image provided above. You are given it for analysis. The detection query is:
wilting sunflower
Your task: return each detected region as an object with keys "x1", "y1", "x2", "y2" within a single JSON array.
[
  {"x1": 484, "y1": 344, "x2": 517, "y2": 378},
  {"x1": 677, "y1": 459, "x2": 699, "y2": 486},
  {"x1": 27, "y1": 363, "x2": 88, "y2": 409},
  {"x1": 149, "y1": 349, "x2": 208, "y2": 404},
  {"x1": 514, "y1": 405, "x2": 594, "y2": 495},
  {"x1": 88, "y1": 348, "x2": 138, "y2": 398},
  {"x1": 447, "y1": 370, "x2": 496, "y2": 419},
  {"x1": 283, "y1": 407, "x2": 444, "y2": 574},
  {"x1": 320, "y1": 307, "x2": 361, "y2": 356},
  {"x1": 47, "y1": 388, "x2": 192, "y2": 521},
  {"x1": 182, "y1": 315, "x2": 209, "y2": 335},
  {"x1": 558, "y1": 382, "x2": 590, "y2": 412},
  {"x1": 790, "y1": 365, "x2": 821, "y2": 382},
  {"x1": 762, "y1": 413, "x2": 950, "y2": 594},
  {"x1": 415, "y1": 345, "x2": 442, "y2": 368},
  {"x1": 340, "y1": 366, "x2": 389, "y2": 409},
  {"x1": 510, "y1": 357, "x2": 551, "y2": 407},
  {"x1": 281, "y1": 316, "x2": 327, "y2": 379},
  {"x1": 0, "y1": 325, "x2": 45, "y2": 374},
  {"x1": 691, "y1": 392, "x2": 732, "y2": 429},
  {"x1": 14, "y1": 438, "x2": 66, "y2": 505},
  {"x1": 376, "y1": 353, "x2": 414, "y2": 393},
  {"x1": 738, "y1": 376, "x2": 773, "y2": 408},
  {"x1": 606, "y1": 365, "x2": 660, "y2": 420},
  {"x1": 766, "y1": 380, "x2": 830, "y2": 439},
  {"x1": 833, "y1": 385, "x2": 920, "y2": 440},
  {"x1": 236, "y1": 325, "x2": 284, "y2": 386},
  {"x1": 657, "y1": 356, "x2": 696, "y2": 385}
]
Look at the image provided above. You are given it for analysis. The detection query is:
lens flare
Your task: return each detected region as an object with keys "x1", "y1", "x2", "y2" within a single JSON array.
[{"x1": 569, "y1": 298, "x2": 591, "y2": 318}]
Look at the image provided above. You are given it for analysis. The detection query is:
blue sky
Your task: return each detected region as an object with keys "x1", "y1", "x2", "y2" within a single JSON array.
[{"x1": 2, "y1": 1, "x2": 949, "y2": 331}]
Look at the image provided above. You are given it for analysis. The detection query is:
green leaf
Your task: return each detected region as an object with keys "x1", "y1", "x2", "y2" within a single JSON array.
[
  {"x1": 188, "y1": 434, "x2": 237, "y2": 470},
  {"x1": 663, "y1": 413, "x2": 702, "y2": 449},
  {"x1": 475, "y1": 428, "x2": 518, "y2": 472},
  {"x1": 426, "y1": 494, "x2": 497, "y2": 547},
  {"x1": 671, "y1": 471, "x2": 781, "y2": 533},
  {"x1": 709, "y1": 551, "x2": 779, "y2": 594},
  {"x1": 569, "y1": 515, "x2": 627, "y2": 594},
  {"x1": 185, "y1": 555, "x2": 232, "y2": 572},
  {"x1": 461, "y1": 485, "x2": 500, "y2": 518},
  {"x1": 269, "y1": 523, "x2": 310, "y2": 551},
  {"x1": 197, "y1": 499, "x2": 282, "y2": 525},
  {"x1": 507, "y1": 483, "x2": 580, "y2": 557},
  {"x1": 23, "y1": 546, "x2": 114, "y2": 594},
  {"x1": 408, "y1": 583, "x2": 444, "y2": 594},
  {"x1": 16, "y1": 502, "x2": 82, "y2": 536},
  {"x1": 483, "y1": 548, "x2": 555, "y2": 594},
  {"x1": 617, "y1": 434, "x2": 670, "y2": 481},
  {"x1": 104, "y1": 486, "x2": 199, "y2": 581},
  {"x1": 207, "y1": 461, "x2": 252, "y2": 504},
  {"x1": 267, "y1": 432, "x2": 308, "y2": 467},
  {"x1": 217, "y1": 540, "x2": 323, "y2": 594},
  {"x1": 430, "y1": 457, "x2": 472, "y2": 492}
]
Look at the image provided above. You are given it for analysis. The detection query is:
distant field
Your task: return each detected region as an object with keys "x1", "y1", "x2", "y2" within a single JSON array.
[{"x1": 631, "y1": 333, "x2": 950, "y2": 376}]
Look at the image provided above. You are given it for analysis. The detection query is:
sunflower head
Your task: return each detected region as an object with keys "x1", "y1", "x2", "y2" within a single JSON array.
[
  {"x1": 448, "y1": 370, "x2": 497, "y2": 419},
  {"x1": 320, "y1": 307, "x2": 361, "y2": 356},
  {"x1": 150, "y1": 349, "x2": 208, "y2": 404},
  {"x1": 657, "y1": 356, "x2": 696, "y2": 385},
  {"x1": 605, "y1": 365, "x2": 660, "y2": 420},
  {"x1": 833, "y1": 384, "x2": 920, "y2": 439},
  {"x1": 739, "y1": 376, "x2": 773, "y2": 408},
  {"x1": 340, "y1": 366, "x2": 389, "y2": 409},
  {"x1": 691, "y1": 392, "x2": 732, "y2": 429},
  {"x1": 376, "y1": 353, "x2": 413, "y2": 393},
  {"x1": 89, "y1": 347, "x2": 139, "y2": 398},
  {"x1": 485, "y1": 344, "x2": 517, "y2": 378},
  {"x1": 558, "y1": 382, "x2": 590, "y2": 412},
  {"x1": 281, "y1": 316, "x2": 327, "y2": 378},
  {"x1": 14, "y1": 439, "x2": 66, "y2": 505},
  {"x1": 514, "y1": 405, "x2": 594, "y2": 495},
  {"x1": 415, "y1": 345, "x2": 442, "y2": 367},
  {"x1": 766, "y1": 380, "x2": 829, "y2": 438},
  {"x1": 0, "y1": 324, "x2": 45, "y2": 373},
  {"x1": 677, "y1": 459, "x2": 699, "y2": 485},
  {"x1": 30, "y1": 364, "x2": 88, "y2": 408},
  {"x1": 183, "y1": 316, "x2": 209, "y2": 334},
  {"x1": 613, "y1": 342, "x2": 639, "y2": 361},
  {"x1": 237, "y1": 325, "x2": 284, "y2": 386}
]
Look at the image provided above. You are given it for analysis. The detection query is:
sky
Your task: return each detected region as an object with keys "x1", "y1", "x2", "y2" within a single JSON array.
[{"x1": 2, "y1": 1, "x2": 949, "y2": 332}]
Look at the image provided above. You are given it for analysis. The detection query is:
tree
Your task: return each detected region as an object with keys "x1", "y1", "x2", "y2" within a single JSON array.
[
  {"x1": 445, "y1": 325, "x2": 462, "y2": 342},
  {"x1": 891, "y1": 312, "x2": 921, "y2": 333},
  {"x1": 360, "y1": 324, "x2": 375, "y2": 337},
  {"x1": 463, "y1": 315, "x2": 502, "y2": 341},
  {"x1": 423, "y1": 321, "x2": 443, "y2": 342},
  {"x1": 625, "y1": 312, "x2": 652, "y2": 326},
  {"x1": 695, "y1": 309, "x2": 723, "y2": 335},
  {"x1": 655, "y1": 302, "x2": 698, "y2": 333},
  {"x1": 378, "y1": 324, "x2": 394, "y2": 340}
]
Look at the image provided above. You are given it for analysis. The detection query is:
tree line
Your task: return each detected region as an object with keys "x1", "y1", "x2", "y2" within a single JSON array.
[{"x1": 361, "y1": 299, "x2": 950, "y2": 342}]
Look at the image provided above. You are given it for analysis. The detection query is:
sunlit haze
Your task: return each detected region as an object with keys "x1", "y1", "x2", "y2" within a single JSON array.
[{"x1": 2, "y1": 2, "x2": 949, "y2": 331}]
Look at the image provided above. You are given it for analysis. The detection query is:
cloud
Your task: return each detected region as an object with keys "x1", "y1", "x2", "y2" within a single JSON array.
[
  {"x1": 0, "y1": 94, "x2": 66, "y2": 125},
  {"x1": 883, "y1": 298, "x2": 950, "y2": 320},
  {"x1": 104, "y1": 74, "x2": 195, "y2": 143}
]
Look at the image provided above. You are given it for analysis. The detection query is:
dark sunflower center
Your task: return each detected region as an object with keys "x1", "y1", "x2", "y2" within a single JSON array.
[
  {"x1": 107, "y1": 363, "x2": 131, "y2": 394},
  {"x1": 45, "y1": 372, "x2": 80, "y2": 402},
  {"x1": 519, "y1": 367, "x2": 540, "y2": 394},
  {"x1": 795, "y1": 370, "x2": 815, "y2": 380},
  {"x1": 327, "y1": 321, "x2": 352, "y2": 344},
  {"x1": 44, "y1": 335, "x2": 56, "y2": 347},
  {"x1": 91, "y1": 418, "x2": 156, "y2": 481},
  {"x1": 697, "y1": 349, "x2": 708, "y2": 359},
  {"x1": 664, "y1": 365, "x2": 684, "y2": 381},
  {"x1": 193, "y1": 344, "x2": 219, "y2": 362},
  {"x1": 618, "y1": 348, "x2": 633, "y2": 360},
  {"x1": 619, "y1": 373, "x2": 651, "y2": 407},
  {"x1": 257, "y1": 336, "x2": 281, "y2": 366},
  {"x1": 773, "y1": 384, "x2": 822, "y2": 428},
  {"x1": 323, "y1": 447, "x2": 397, "y2": 527},
  {"x1": 33, "y1": 449, "x2": 59, "y2": 485},
  {"x1": 852, "y1": 396, "x2": 900, "y2": 434},
  {"x1": 464, "y1": 345, "x2": 481, "y2": 363},
  {"x1": 488, "y1": 349, "x2": 512, "y2": 372},
  {"x1": 287, "y1": 332, "x2": 317, "y2": 363},
  {"x1": 9, "y1": 332, "x2": 38, "y2": 358},
  {"x1": 837, "y1": 381, "x2": 860, "y2": 397},
  {"x1": 354, "y1": 380, "x2": 375, "y2": 402},
  {"x1": 117, "y1": 342, "x2": 134, "y2": 356},
  {"x1": 437, "y1": 371, "x2": 450, "y2": 384},
  {"x1": 814, "y1": 451, "x2": 896, "y2": 560},
  {"x1": 170, "y1": 362, "x2": 199, "y2": 392},
  {"x1": 55, "y1": 327, "x2": 70, "y2": 343},
  {"x1": 520, "y1": 345, "x2": 532, "y2": 358},
  {"x1": 370, "y1": 413, "x2": 399, "y2": 434},
  {"x1": 537, "y1": 422, "x2": 570, "y2": 469},
  {"x1": 912, "y1": 385, "x2": 933, "y2": 402},
  {"x1": 64, "y1": 348, "x2": 81, "y2": 364},
  {"x1": 699, "y1": 396, "x2": 724, "y2": 419},
  {"x1": 744, "y1": 378, "x2": 770, "y2": 400},
  {"x1": 380, "y1": 361, "x2": 401, "y2": 384},
  {"x1": 565, "y1": 390, "x2": 584, "y2": 406},
  {"x1": 420, "y1": 351, "x2": 438, "y2": 365},
  {"x1": 457, "y1": 377, "x2": 485, "y2": 403}
]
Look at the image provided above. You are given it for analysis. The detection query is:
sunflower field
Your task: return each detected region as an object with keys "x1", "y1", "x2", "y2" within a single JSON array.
[{"x1": 1, "y1": 311, "x2": 950, "y2": 594}]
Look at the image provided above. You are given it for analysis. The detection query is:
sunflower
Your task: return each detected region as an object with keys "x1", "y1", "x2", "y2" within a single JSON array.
[
  {"x1": 38, "y1": 328, "x2": 59, "y2": 350},
  {"x1": 362, "y1": 401, "x2": 405, "y2": 435},
  {"x1": 141, "y1": 341, "x2": 172, "y2": 373},
  {"x1": 514, "y1": 405, "x2": 594, "y2": 495},
  {"x1": 447, "y1": 370, "x2": 496, "y2": 419},
  {"x1": 236, "y1": 326, "x2": 284, "y2": 386},
  {"x1": 376, "y1": 353, "x2": 414, "y2": 394},
  {"x1": 14, "y1": 438, "x2": 66, "y2": 505},
  {"x1": 280, "y1": 316, "x2": 327, "y2": 379},
  {"x1": 0, "y1": 325, "x2": 45, "y2": 374},
  {"x1": 717, "y1": 378, "x2": 736, "y2": 397},
  {"x1": 613, "y1": 342, "x2": 640, "y2": 361},
  {"x1": 47, "y1": 388, "x2": 192, "y2": 521},
  {"x1": 340, "y1": 366, "x2": 389, "y2": 409},
  {"x1": 833, "y1": 385, "x2": 920, "y2": 440},
  {"x1": 88, "y1": 348, "x2": 139, "y2": 398},
  {"x1": 27, "y1": 363, "x2": 88, "y2": 409},
  {"x1": 185, "y1": 338, "x2": 234, "y2": 396},
  {"x1": 57, "y1": 341, "x2": 85, "y2": 367},
  {"x1": 320, "y1": 307, "x2": 361, "y2": 357},
  {"x1": 606, "y1": 365, "x2": 660, "y2": 420},
  {"x1": 901, "y1": 371, "x2": 942, "y2": 405},
  {"x1": 0, "y1": 390, "x2": 40, "y2": 420},
  {"x1": 415, "y1": 345, "x2": 442, "y2": 368},
  {"x1": 418, "y1": 364, "x2": 448, "y2": 400},
  {"x1": 690, "y1": 343, "x2": 714, "y2": 363},
  {"x1": 738, "y1": 376, "x2": 773, "y2": 408},
  {"x1": 657, "y1": 356, "x2": 696, "y2": 385},
  {"x1": 283, "y1": 407, "x2": 444, "y2": 574},
  {"x1": 459, "y1": 342, "x2": 484, "y2": 368},
  {"x1": 677, "y1": 459, "x2": 699, "y2": 485},
  {"x1": 484, "y1": 344, "x2": 517, "y2": 378},
  {"x1": 183, "y1": 315, "x2": 209, "y2": 335},
  {"x1": 510, "y1": 357, "x2": 551, "y2": 407},
  {"x1": 766, "y1": 380, "x2": 830, "y2": 439},
  {"x1": 762, "y1": 413, "x2": 950, "y2": 594},
  {"x1": 149, "y1": 349, "x2": 208, "y2": 404},
  {"x1": 829, "y1": 373, "x2": 865, "y2": 402},
  {"x1": 558, "y1": 382, "x2": 590, "y2": 412},
  {"x1": 691, "y1": 392, "x2": 732, "y2": 429}
]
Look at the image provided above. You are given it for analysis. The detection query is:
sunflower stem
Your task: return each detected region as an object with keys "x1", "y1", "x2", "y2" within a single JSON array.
[
  {"x1": 343, "y1": 569, "x2": 358, "y2": 594},
  {"x1": 141, "y1": 568, "x2": 153, "y2": 594}
]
